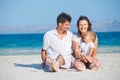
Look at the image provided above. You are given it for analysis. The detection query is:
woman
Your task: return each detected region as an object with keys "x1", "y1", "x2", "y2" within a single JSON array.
[{"x1": 72, "y1": 16, "x2": 101, "y2": 71}]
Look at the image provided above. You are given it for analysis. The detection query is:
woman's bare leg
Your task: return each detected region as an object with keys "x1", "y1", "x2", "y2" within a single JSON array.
[{"x1": 89, "y1": 59, "x2": 101, "y2": 70}]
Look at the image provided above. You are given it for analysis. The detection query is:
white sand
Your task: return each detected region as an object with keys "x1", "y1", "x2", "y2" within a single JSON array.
[{"x1": 0, "y1": 54, "x2": 120, "y2": 80}]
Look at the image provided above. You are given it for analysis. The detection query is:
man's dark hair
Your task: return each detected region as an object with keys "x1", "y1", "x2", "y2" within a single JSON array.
[{"x1": 57, "y1": 12, "x2": 71, "y2": 26}]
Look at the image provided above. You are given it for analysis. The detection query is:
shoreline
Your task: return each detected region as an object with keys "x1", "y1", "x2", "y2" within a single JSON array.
[
  {"x1": 0, "y1": 53, "x2": 120, "y2": 80},
  {"x1": 0, "y1": 52, "x2": 120, "y2": 56}
]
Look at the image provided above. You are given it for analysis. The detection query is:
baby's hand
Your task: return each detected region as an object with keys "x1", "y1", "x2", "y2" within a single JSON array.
[{"x1": 85, "y1": 55, "x2": 93, "y2": 63}]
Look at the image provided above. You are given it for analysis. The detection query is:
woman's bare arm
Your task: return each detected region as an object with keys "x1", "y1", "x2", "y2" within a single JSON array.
[
  {"x1": 92, "y1": 39, "x2": 98, "y2": 58},
  {"x1": 72, "y1": 41, "x2": 81, "y2": 58}
]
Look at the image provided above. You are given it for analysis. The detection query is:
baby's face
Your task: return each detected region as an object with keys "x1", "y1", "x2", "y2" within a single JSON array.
[{"x1": 83, "y1": 33, "x2": 92, "y2": 43}]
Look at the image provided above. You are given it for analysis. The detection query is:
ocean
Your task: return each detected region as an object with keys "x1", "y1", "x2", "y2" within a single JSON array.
[{"x1": 0, "y1": 32, "x2": 120, "y2": 55}]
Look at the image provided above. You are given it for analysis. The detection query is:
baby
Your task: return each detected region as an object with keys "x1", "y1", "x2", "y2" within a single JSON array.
[
  {"x1": 80, "y1": 31, "x2": 96, "y2": 63},
  {"x1": 73, "y1": 31, "x2": 101, "y2": 71}
]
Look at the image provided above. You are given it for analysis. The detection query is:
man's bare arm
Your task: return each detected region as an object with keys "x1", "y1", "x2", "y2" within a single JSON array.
[{"x1": 41, "y1": 49, "x2": 47, "y2": 67}]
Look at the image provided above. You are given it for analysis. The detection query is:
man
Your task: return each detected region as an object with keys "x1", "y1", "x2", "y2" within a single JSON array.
[{"x1": 41, "y1": 12, "x2": 73, "y2": 72}]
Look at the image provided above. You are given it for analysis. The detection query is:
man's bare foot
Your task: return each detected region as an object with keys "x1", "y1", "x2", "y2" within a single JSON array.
[
  {"x1": 46, "y1": 57, "x2": 54, "y2": 72},
  {"x1": 52, "y1": 61, "x2": 61, "y2": 72}
]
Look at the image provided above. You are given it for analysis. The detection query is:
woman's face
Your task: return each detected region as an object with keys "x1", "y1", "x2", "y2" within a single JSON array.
[{"x1": 78, "y1": 20, "x2": 89, "y2": 34}]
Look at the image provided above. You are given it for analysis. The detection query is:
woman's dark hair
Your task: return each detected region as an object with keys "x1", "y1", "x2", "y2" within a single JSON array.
[
  {"x1": 57, "y1": 12, "x2": 71, "y2": 26},
  {"x1": 77, "y1": 16, "x2": 92, "y2": 36}
]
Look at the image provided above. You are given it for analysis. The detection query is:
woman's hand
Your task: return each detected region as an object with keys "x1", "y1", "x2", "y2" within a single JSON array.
[
  {"x1": 81, "y1": 56, "x2": 87, "y2": 63},
  {"x1": 85, "y1": 55, "x2": 94, "y2": 63}
]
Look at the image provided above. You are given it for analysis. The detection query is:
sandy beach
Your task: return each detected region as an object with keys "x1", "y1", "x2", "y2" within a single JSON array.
[{"x1": 0, "y1": 53, "x2": 120, "y2": 80}]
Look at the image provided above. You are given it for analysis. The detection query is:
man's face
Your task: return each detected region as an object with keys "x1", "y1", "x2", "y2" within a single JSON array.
[{"x1": 59, "y1": 21, "x2": 70, "y2": 32}]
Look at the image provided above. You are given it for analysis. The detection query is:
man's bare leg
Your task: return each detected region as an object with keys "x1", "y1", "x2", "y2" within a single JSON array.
[
  {"x1": 48, "y1": 55, "x2": 66, "y2": 72},
  {"x1": 56, "y1": 55, "x2": 65, "y2": 66},
  {"x1": 47, "y1": 59, "x2": 60, "y2": 72},
  {"x1": 46, "y1": 56, "x2": 62, "y2": 72},
  {"x1": 51, "y1": 55, "x2": 65, "y2": 72}
]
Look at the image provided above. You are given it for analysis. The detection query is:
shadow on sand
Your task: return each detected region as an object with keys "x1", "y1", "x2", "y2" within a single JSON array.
[{"x1": 13, "y1": 63, "x2": 50, "y2": 72}]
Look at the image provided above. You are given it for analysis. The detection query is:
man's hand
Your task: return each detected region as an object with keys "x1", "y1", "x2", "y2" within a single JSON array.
[
  {"x1": 41, "y1": 62, "x2": 46, "y2": 68},
  {"x1": 41, "y1": 49, "x2": 46, "y2": 68}
]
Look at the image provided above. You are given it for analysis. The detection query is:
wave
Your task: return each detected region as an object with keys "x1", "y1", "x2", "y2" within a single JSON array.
[
  {"x1": 98, "y1": 46, "x2": 120, "y2": 53},
  {"x1": 0, "y1": 48, "x2": 41, "y2": 55},
  {"x1": 0, "y1": 46, "x2": 120, "y2": 55}
]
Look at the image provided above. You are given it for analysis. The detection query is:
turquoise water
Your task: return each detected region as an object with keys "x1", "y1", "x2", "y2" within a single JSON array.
[{"x1": 0, "y1": 32, "x2": 120, "y2": 55}]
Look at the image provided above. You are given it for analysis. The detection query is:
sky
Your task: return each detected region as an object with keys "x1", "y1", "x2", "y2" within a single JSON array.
[{"x1": 0, "y1": 0, "x2": 120, "y2": 34}]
